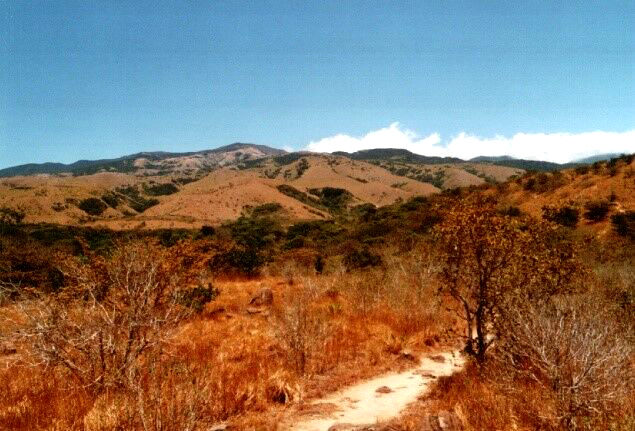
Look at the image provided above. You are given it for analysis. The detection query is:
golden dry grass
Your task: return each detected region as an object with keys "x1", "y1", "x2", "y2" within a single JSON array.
[{"x1": 0, "y1": 260, "x2": 456, "y2": 430}]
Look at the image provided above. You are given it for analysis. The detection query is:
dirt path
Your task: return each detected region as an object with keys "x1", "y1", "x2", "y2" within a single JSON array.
[{"x1": 282, "y1": 350, "x2": 465, "y2": 431}]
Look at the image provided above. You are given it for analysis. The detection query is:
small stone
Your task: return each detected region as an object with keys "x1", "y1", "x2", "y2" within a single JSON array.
[{"x1": 375, "y1": 385, "x2": 393, "y2": 394}]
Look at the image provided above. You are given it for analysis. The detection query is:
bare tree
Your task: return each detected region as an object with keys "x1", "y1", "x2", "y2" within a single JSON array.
[{"x1": 494, "y1": 297, "x2": 634, "y2": 429}]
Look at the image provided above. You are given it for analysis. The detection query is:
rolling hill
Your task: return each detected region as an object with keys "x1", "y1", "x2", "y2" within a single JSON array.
[{"x1": 6, "y1": 144, "x2": 626, "y2": 230}]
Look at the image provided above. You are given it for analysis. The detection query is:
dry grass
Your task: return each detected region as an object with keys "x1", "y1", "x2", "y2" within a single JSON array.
[{"x1": 0, "y1": 251, "x2": 455, "y2": 430}]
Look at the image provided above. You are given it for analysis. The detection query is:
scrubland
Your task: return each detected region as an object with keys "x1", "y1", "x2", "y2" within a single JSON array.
[{"x1": 0, "y1": 155, "x2": 633, "y2": 430}]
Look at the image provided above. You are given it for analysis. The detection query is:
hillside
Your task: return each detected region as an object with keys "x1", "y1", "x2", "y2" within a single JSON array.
[
  {"x1": 491, "y1": 155, "x2": 635, "y2": 236},
  {"x1": 0, "y1": 144, "x2": 536, "y2": 229},
  {"x1": 0, "y1": 154, "x2": 443, "y2": 229},
  {"x1": 0, "y1": 143, "x2": 285, "y2": 178}
]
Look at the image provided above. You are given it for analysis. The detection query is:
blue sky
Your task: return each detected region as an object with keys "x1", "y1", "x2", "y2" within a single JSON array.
[{"x1": 1, "y1": 1, "x2": 633, "y2": 168}]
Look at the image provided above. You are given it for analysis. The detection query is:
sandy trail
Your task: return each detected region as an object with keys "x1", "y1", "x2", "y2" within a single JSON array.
[{"x1": 283, "y1": 350, "x2": 465, "y2": 431}]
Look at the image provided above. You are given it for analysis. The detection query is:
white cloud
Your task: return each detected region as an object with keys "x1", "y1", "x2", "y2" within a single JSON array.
[
  {"x1": 306, "y1": 123, "x2": 635, "y2": 163},
  {"x1": 306, "y1": 122, "x2": 442, "y2": 156}
]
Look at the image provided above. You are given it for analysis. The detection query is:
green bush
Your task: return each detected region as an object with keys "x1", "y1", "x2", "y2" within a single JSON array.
[
  {"x1": 176, "y1": 285, "x2": 219, "y2": 312},
  {"x1": 101, "y1": 193, "x2": 119, "y2": 208},
  {"x1": 78, "y1": 198, "x2": 107, "y2": 216},
  {"x1": 158, "y1": 229, "x2": 189, "y2": 247},
  {"x1": 250, "y1": 202, "x2": 283, "y2": 217},
  {"x1": 200, "y1": 225, "x2": 216, "y2": 236},
  {"x1": 611, "y1": 211, "x2": 635, "y2": 239},
  {"x1": 83, "y1": 229, "x2": 115, "y2": 254},
  {"x1": 128, "y1": 197, "x2": 159, "y2": 213},
  {"x1": 211, "y1": 247, "x2": 266, "y2": 276},
  {"x1": 226, "y1": 215, "x2": 282, "y2": 250},
  {"x1": 343, "y1": 248, "x2": 382, "y2": 270},
  {"x1": 542, "y1": 205, "x2": 579, "y2": 227},
  {"x1": 584, "y1": 200, "x2": 610, "y2": 222},
  {"x1": 307, "y1": 187, "x2": 353, "y2": 211},
  {"x1": 143, "y1": 182, "x2": 179, "y2": 196}
]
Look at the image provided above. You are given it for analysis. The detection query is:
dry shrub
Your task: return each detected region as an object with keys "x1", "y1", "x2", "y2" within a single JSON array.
[
  {"x1": 494, "y1": 296, "x2": 634, "y2": 430},
  {"x1": 414, "y1": 291, "x2": 634, "y2": 431},
  {"x1": 3, "y1": 243, "x2": 189, "y2": 394},
  {"x1": 273, "y1": 278, "x2": 329, "y2": 375}
]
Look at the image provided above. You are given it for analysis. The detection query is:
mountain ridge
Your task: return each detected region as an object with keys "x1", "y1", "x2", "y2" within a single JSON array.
[
  {"x1": 0, "y1": 143, "x2": 285, "y2": 178},
  {"x1": 1, "y1": 144, "x2": 621, "y2": 178}
]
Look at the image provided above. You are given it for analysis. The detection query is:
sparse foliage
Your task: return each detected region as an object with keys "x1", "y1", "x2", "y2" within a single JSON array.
[
  {"x1": 436, "y1": 201, "x2": 583, "y2": 362},
  {"x1": 494, "y1": 297, "x2": 634, "y2": 429},
  {"x1": 3, "y1": 243, "x2": 189, "y2": 394}
]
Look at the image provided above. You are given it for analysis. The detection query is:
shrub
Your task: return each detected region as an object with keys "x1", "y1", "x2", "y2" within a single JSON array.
[
  {"x1": 542, "y1": 204, "x2": 579, "y2": 227},
  {"x1": 84, "y1": 229, "x2": 115, "y2": 254},
  {"x1": 584, "y1": 200, "x2": 610, "y2": 222},
  {"x1": 592, "y1": 161, "x2": 604, "y2": 173},
  {"x1": 116, "y1": 185, "x2": 159, "y2": 213},
  {"x1": 226, "y1": 216, "x2": 282, "y2": 250},
  {"x1": 200, "y1": 225, "x2": 216, "y2": 236},
  {"x1": 3, "y1": 243, "x2": 190, "y2": 394},
  {"x1": 350, "y1": 203, "x2": 377, "y2": 221},
  {"x1": 276, "y1": 184, "x2": 323, "y2": 209},
  {"x1": 101, "y1": 193, "x2": 119, "y2": 208},
  {"x1": 611, "y1": 211, "x2": 635, "y2": 239},
  {"x1": 308, "y1": 187, "x2": 353, "y2": 212},
  {"x1": 78, "y1": 198, "x2": 107, "y2": 216},
  {"x1": 0, "y1": 206, "x2": 25, "y2": 225},
  {"x1": 314, "y1": 255, "x2": 325, "y2": 274},
  {"x1": 250, "y1": 202, "x2": 283, "y2": 217},
  {"x1": 175, "y1": 285, "x2": 218, "y2": 312},
  {"x1": 343, "y1": 248, "x2": 382, "y2": 270},
  {"x1": 437, "y1": 202, "x2": 584, "y2": 362},
  {"x1": 495, "y1": 298, "x2": 633, "y2": 429},
  {"x1": 498, "y1": 205, "x2": 521, "y2": 217},
  {"x1": 158, "y1": 229, "x2": 189, "y2": 247},
  {"x1": 128, "y1": 197, "x2": 159, "y2": 213},
  {"x1": 524, "y1": 172, "x2": 566, "y2": 193},
  {"x1": 296, "y1": 158, "x2": 309, "y2": 177},
  {"x1": 143, "y1": 182, "x2": 179, "y2": 196},
  {"x1": 283, "y1": 237, "x2": 304, "y2": 250},
  {"x1": 417, "y1": 211, "x2": 443, "y2": 233},
  {"x1": 575, "y1": 165, "x2": 590, "y2": 175},
  {"x1": 211, "y1": 247, "x2": 266, "y2": 276}
]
